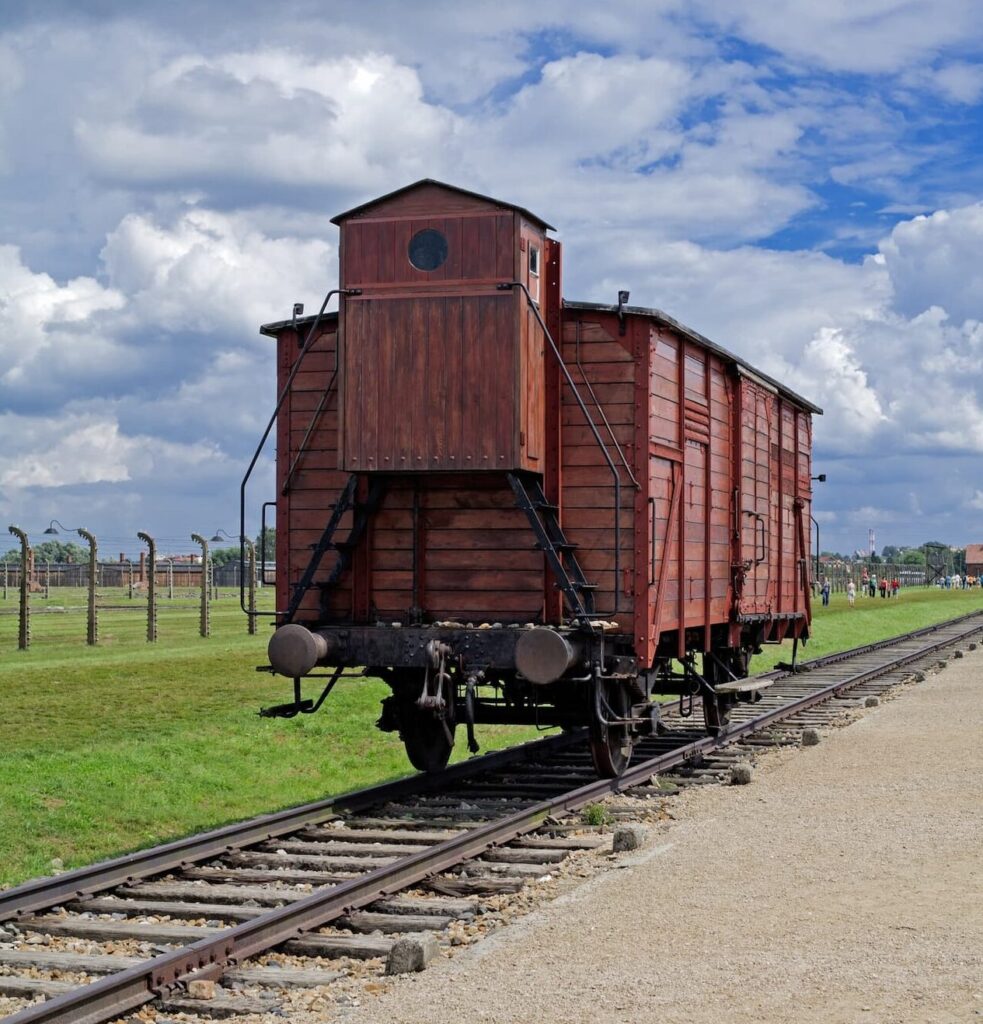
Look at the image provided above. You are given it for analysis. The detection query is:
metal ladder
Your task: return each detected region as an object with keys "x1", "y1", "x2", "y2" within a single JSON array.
[
  {"x1": 508, "y1": 472, "x2": 597, "y2": 626},
  {"x1": 282, "y1": 475, "x2": 387, "y2": 623}
]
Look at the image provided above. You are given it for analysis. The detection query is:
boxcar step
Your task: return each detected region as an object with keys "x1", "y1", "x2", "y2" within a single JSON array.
[{"x1": 713, "y1": 678, "x2": 774, "y2": 694}]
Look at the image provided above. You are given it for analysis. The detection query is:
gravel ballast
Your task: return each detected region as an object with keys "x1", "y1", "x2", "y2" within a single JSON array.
[{"x1": 340, "y1": 650, "x2": 983, "y2": 1024}]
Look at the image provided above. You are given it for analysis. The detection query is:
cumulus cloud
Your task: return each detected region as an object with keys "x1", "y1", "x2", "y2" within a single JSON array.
[
  {"x1": 76, "y1": 51, "x2": 462, "y2": 194},
  {"x1": 0, "y1": 412, "x2": 221, "y2": 490},
  {"x1": 101, "y1": 206, "x2": 337, "y2": 335},
  {"x1": 878, "y1": 203, "x2": 983, "y2": 323},
  {"x1": 0, "y1": 244, "x2": 127, "y2": 407}
]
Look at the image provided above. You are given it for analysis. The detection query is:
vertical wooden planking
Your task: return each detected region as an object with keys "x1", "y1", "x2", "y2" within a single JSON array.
[
  {"x1": 444, "y1": 297, "x2": 463, "y2": 467},
  {"x1": 543, "y1": 240, "x2": 563, "y2": 623},
  {"x1": 633, "y1": 316, "x2": 653, "y2": 664},
  {"x1": 428, "y1": 298, "x2": 447, "y2": 467}
]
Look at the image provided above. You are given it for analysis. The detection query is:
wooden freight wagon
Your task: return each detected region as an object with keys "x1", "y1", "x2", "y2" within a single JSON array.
[{"x1": 254, "y1": 179, "x2": 821, "y2": 776}]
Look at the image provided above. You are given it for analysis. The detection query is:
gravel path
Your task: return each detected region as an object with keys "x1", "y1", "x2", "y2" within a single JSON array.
[{"x1": 341, "y1": 652, "x2": 983, "y2": 1024}]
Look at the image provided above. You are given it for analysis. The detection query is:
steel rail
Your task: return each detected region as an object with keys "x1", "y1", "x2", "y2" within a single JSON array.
[
  {"x1": 7, "y1": 612, "x2": 982, "y2": 1024},
  {"x1": 0, "y1": 729, "x2": 583, "y2": 924},
  {"x1": 3, "y1": 609, "x2": 978, "y2": 924}
]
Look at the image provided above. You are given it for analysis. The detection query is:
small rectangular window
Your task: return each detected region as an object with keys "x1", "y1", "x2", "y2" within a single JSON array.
[{"x1": 529, "y1": 246, "x2": 540, "y2": 276}]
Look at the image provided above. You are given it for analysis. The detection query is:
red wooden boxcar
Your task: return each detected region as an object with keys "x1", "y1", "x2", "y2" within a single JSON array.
[{"x1": 256, "y1": 180, "x2": 821, "y2": 776}]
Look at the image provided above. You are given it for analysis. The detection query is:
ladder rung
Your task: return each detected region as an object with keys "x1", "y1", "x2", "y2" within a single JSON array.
[{"x1": 572, "y1": 582, "x2": 598, "y2": 590}]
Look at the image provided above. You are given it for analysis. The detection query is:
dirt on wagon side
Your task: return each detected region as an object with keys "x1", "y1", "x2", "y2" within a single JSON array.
[{"x1": 340, "y1": 650, "x2": 983, "y2": 1024}]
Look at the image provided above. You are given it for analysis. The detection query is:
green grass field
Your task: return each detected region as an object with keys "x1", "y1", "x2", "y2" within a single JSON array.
[{"x1": 1, "y1": 583, "x2": 979, "y2": 886}]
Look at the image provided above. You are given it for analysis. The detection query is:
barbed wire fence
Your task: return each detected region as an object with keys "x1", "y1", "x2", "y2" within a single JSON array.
[{"x1": 2, "y1": 528, "x2": 272, "y2": 651}]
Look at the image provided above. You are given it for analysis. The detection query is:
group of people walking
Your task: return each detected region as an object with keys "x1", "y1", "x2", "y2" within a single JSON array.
[{"x1": 820, "y1": 572, "x2": 900, "y2": 607}]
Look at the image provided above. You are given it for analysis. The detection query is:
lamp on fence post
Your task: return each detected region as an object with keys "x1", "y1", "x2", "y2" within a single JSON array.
[
  {"x1": 211, "y1": 529, "x2": 257, "y2": 635},
  {"x1": 77, "y1": 528, "x2": 98, "y2": 645},
  {"x1": 138, "y1": 532, "x2": 158, "y2": 643},
  {"x1": 810, "y1": 474, "x2": 826, "y2": 591},
  {"x1": 43, "y1": 519, "x2": 97, "y2": 644},
  {"x1": 7, "y1": 526, "x2": 31, "y2": 650},
  {"x1": 809, "y1": 514, "x2": 820, "y2": 589},
  {"x1": 191, "y1": 533, "x2": 211, "y2": 638}
]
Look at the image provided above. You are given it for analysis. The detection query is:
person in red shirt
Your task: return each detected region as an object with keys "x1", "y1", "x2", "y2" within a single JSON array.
[
  {"x1": 879, "y1": 577, "x2": 888, "y2": 598},
  {"x1": 891, "y1": 577, "x2": 900, "y2": 598}
]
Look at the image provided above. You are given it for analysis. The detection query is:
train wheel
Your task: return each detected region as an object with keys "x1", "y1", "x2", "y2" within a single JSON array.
[
  {"x1": 589, "y1": 679, "x2": 634, "y2": 777},
  {"x1": 397, "y1": 700, "x2": 456, "y2": 773}
]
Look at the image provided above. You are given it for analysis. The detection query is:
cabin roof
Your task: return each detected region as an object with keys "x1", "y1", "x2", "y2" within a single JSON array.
[{"x1": 329, "y1": 178, "x2": 555, "y2": 231}]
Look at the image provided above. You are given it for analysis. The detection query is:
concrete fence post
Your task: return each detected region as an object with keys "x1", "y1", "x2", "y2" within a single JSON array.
[
  {"x1": 77, "y1": 528, "x2": 98, "y2": 645},
  {"x1": 191, "y1": 533, "x2": 210, "y2": 638},
  {"x1": 167, "y1": 558, "x2": 174, "y2": 599},
  {"x1": 138, "y1": 532, "x2": 158, "y2": 643},
  {"x1": 245, "y1": 538, "x2": 257, "y2": 635},
  {"x1": 7, "y1": 526, "x2": 30, "y2": 649}
]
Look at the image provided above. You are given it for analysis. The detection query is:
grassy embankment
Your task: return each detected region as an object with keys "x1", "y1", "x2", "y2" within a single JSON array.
[{"x1": 0, "y1": 583, "x2": 979, "y2": 886}]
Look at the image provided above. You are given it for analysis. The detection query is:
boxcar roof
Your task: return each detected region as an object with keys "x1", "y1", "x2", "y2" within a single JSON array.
[
  {"x1": 565, "y1": 300, "x2": 823, "y2": 414},
  {"x1": 259, "y1": 304, "x2": 821, "y2": 415},
  {"x1": 260, "y1": 311, "x2": 338, "y2": 337},
  {"x1": 329, "y1": 178, "x2": 555, "y2": 231}
]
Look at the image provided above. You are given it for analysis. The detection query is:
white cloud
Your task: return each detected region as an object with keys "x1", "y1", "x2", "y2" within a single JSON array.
[
  {"x1": 695, "y1": 0, "x2": 983, "y2": 74},
  {"x1": 0, "y1": 244, "x2": 127, "y2": 396},
  {"x1": 100, "y1": 206, "x2": 337, "y2": 335},
  {"x1": 76, "y1": 51, "x2": 461, "y2": 191},
  {"x1": 0, "y1": 413, "x2": 221, "y2": 490},
  {"x1": 878, "y1": 203, "x2": 983, "y2": 323}
]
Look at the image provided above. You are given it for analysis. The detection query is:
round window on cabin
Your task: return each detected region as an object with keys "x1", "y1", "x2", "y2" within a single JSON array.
[{"x1": 407, "y1": 229, "x2": 448, "y2": 272}]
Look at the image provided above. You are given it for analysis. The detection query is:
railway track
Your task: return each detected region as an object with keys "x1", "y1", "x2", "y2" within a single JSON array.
[{"x1": 2, "y1": 611, "x2": 981, "y2": 1024}]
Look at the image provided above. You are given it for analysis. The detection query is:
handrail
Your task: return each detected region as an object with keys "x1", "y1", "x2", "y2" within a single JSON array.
[
  {"x1": 282, "y1": 356, "x2": 341, "y2": 495},
  {"x1": 499, "y1": 281, "x2": 623, "y2": 617},
  {"x1": 239, "y1": 288, "x2": 360, "y2": 620},
  {"x1": 574, "y1": 319, "x2": 640, "y2": 490}
]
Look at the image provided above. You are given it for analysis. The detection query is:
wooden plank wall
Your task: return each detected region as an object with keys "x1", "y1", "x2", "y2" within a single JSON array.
[
  {"x1": 342, "y1": 211, "x2": 514, "y2": 287},
  {"x1": 738, "y1": 377, "x2": 773, "y2": 614},
  {"x1": 277, "y1": 323, "x2": 547, "y2": 624},
  {"x1": 559, "y1": 318, "x2": 636, "y2": 633},
  {"x1": 341, "y1": 295, "x2": 517, "y2": 471},
  {"x1": 655, "y1": 331, "x2": 732, "y2": 645},
  {"x1": 276, "y1": 324, "x2": 352, "y2": 623},
  {"x1": 368, "y1": 479, "x2": 545, "y2": 624}
]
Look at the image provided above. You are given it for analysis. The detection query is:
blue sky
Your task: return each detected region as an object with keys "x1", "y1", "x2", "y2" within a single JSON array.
[{"x1": 1, "y1": 0, "x2": 982, "y2": 557}]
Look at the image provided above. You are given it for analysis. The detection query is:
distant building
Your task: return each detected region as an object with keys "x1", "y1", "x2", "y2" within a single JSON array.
[{"x1": 966, "y1": 544, "x2": 983, "y2": 577}]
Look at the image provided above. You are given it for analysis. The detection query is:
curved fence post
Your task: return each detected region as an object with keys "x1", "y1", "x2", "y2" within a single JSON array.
[
  {"x1": 245, "y1": 538, "x2": 257, "y2": 635},
  {"x1": 138, "y1": 532, "x2": 158, "y2": 643},
  {"x1": 77, "y1": 528, "x2": 98, "y2": 645},
  {"x1": 191, "y1": 534, "x2": 211, "y2": 638},
  {"x1": 7, "y1": 526, "x2": 30, "y2": 650}
]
